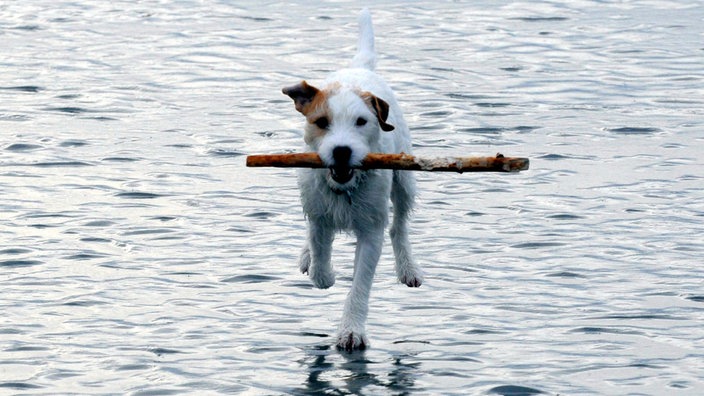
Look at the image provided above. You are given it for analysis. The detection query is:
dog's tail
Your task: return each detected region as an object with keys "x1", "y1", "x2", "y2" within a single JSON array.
[{"x1": 351, "y1": 8, "x2": 377, "y2": 71}]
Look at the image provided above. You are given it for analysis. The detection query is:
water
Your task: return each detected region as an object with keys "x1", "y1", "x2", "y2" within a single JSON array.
[{"x1": 1, "y1": 1, "x2": 703, "y2": 394}]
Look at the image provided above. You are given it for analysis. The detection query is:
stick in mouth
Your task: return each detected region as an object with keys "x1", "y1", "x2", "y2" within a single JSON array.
[{"x1": 246, "y1": 153, "x2": 529, "y2": 173}]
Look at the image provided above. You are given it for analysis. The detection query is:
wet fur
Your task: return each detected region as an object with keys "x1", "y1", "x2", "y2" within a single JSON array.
[{"x1": 283, "y1": 9, "x2": 422, "y2": 351}]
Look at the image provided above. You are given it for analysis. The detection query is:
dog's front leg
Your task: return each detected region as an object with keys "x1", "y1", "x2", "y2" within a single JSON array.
[
  {"x1": 301, "y1": 219, "x2": 336, "y2": 289},
  {"x1": 337, "y1": 228, "x2": 383, "y2": 351}
]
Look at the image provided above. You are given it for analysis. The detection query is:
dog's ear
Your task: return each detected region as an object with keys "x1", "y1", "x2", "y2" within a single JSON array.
[
  {"x1": 282, "y1": 80, "x2": 320, "y2": 114},
  {"x1": 368, "y1": 95, "x2": 395, "y2": 132}
]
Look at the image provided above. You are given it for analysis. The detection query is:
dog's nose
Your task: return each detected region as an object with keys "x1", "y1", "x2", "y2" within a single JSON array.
[{"x1": 332, "y1": 146, "x2": 352, "y2": 165}]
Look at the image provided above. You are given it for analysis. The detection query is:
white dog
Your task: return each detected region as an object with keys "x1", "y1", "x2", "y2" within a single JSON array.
[{"x1": 282, "y1": 9, "x2": 423, "y2": 351}]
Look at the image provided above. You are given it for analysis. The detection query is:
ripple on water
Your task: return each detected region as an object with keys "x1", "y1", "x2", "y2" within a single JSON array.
[
  {"x1": 458, "y1": 127, "x2": 506, "y2": 135},
  {"x1": 0, "y1": 248, "x2": 34, "y2": 255},
  {"x1": 488, "y1": 385, "x2": 545, "y2": 395},
  {"x1": 208, "y1": 148, "x2": 246, "y2": 157},
  {"x1": 30, "y1": 161, "x2": 94, "y2": 168},
  {"x1": 538, "y1": 153, "x2": 568, "y2": 160},
  {"x1": 114, "y1": 192, "x2": 164, "y2": 199},
  {"x1": 4, "y1": 143, "x2": 44, "y2": 151},
  {"x1": 243, "y1": 211, "x2": 279, "y2": 219},
  {"x1": 101, "y1": 157, "x2": 140, "y2": 163},
  {"x1": 0, "y1": 383, "x2": 43, "y2": 390},
  {"x1": 545, "y1": 271, "x2": 585, "y2": 278},
  {"x1": 58, "y1": 139, "x2": 89, "y2": 148},
  {"x1": 509, "y1": 16, "x2": 569, "y2": 22},
  {"x1": 510, "y1": 241, "x2": 566, "y2": 249},
  {"x1": 605, "y1": 127, "x2": 662, "y2": 135},
  {"x1": 43, "y1": 106, "x2": 90, "y2": 114},
  {"x1": 474, "y1": 102, "x2": 512, "y2": 108},
  {"x1": 0, "y1": 259, "x2": 43, "y2": 268},
  {"x1": 64, "y1": 252, "x2": 108, "y2": 261},
  {"x1": 0, "y1": 85, "x2": 43, "y2": 92},
  {"x1": 594, "y1": 313, "x2": 685, "y2": 321},
  {"x1": 148, "y1": 347, "x2": 183, "y2": 356},
  {"x1": 83, "y1": 220, "x2": 116, "y2": 227},
  {"x1": 546, "y1": 213, "x2": 583, "y2": 220},
  {"x1": 222, "y1": 274, "x2": 281, "y2": 283},
  {"x1": 570, "y1": 326, "x2": 644, "y2": 335}
]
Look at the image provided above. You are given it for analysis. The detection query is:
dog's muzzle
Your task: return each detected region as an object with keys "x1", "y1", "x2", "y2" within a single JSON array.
[{"x1": 329, "y1": 146, "x2": 355, "y2": 185}]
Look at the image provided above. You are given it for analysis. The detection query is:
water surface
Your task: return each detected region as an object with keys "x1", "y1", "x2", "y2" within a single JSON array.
[{"x1": 1, "y1": 1, "x2": 703, "y2": 394}]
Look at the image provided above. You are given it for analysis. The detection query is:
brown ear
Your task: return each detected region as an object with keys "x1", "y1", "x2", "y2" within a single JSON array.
[
  {"x1": 369, "y1": 95, "x2": 395, "y2": 132},
  {"x1": 282, "y1": 80, "x2": 319, "y2": 114}
]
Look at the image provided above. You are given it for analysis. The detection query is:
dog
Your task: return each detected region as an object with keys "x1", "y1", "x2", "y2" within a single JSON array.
[{"x1": 282, "y1": 9, "x2": 423, "y2": 351}]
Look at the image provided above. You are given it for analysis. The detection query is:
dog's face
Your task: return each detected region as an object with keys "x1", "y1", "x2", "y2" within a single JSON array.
[{"x1": 283, "y1": 81, "x2": 394, "y2": 191}]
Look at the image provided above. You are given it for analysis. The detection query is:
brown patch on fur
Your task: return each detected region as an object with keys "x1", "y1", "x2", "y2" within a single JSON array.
[
  {"x1": 283, "y1": 81, "x2": 339, "y2": 144},
  {"x1": 282, "y1": 81, "x2": 319, "y2": 114},
  {"x1": 301, "y1": 83, "x2": 340, "y2": 144},
  {"x1": 359, "y1": 91, "x2": 395, "y2": 132},
  {"x1": 302, "y1": 82, "x2": 340, "y2": 116}
]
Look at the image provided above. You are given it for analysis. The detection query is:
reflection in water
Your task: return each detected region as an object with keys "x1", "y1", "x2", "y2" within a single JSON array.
[
  {"x1": 298, "y1": 344, "x2": 420, "y2": 395},
  {"x1": 302, "y1": 350, "x2": 336, "y2": 395},
  {"x1": 387, "y1": 356, "x2": 422, "y2": 395}
]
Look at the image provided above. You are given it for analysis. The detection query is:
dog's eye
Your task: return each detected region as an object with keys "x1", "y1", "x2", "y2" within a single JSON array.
[
  {"x1": 355, "y1": 117, "x2": 367, "y2": 127},
  {"x1": 314, "y1": 117, "x2": 329, "y2": 129}
]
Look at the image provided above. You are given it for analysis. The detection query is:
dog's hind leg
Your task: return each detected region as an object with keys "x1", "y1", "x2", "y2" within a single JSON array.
[
  {"x1": 302, "y1": 219, "x2": 336, "y2": 289},
  {"x1": 390, "y1": 170, "x2": 423, "y2": 287},
  {"x1": 337, "y1": 228, "x2": 383, "y2": 351}
]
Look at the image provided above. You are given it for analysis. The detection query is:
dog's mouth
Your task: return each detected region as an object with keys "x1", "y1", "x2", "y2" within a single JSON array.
[{"x1": 329, "y1": 166, "x2": 354, "y2": 184}]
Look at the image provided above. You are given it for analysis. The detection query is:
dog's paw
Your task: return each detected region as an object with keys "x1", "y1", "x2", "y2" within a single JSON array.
[
  {"x1": 309, "y1": 267, "x2": 335, "y2": 289},
  {"x1": 398, "y1": 266, "x2": 423, "y2": 288},
  {"x1": 298, "y1": 247, "x2": 311, "y2": 274},
  {"x1": 336, "y1": 330, "x2": 368, "y2": 352}
]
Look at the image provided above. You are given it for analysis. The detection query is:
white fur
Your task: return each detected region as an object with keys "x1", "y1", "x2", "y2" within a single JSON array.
[{"x1": 286, "y1": 9, "x2": 422, "y2": 351}]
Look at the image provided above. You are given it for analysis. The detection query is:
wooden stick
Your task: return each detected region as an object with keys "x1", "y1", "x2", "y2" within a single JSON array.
[{"x1": 246, "y1": 152, "x2": 529, "y2": 173}]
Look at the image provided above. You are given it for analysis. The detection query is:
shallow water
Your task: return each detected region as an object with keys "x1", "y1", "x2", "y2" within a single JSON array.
[{"x1": 1, "y1": 1, "x2": 703, "y2": 395}]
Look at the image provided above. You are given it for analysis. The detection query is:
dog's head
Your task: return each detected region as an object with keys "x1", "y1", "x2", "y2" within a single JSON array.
[{"x1": 283, "y1": 80, "x2": 394, "y2": 190}]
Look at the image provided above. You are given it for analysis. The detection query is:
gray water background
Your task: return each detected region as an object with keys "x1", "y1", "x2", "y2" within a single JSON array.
[{"x1": 1, "y1": 1, "x2": 703, "y2": 395}]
